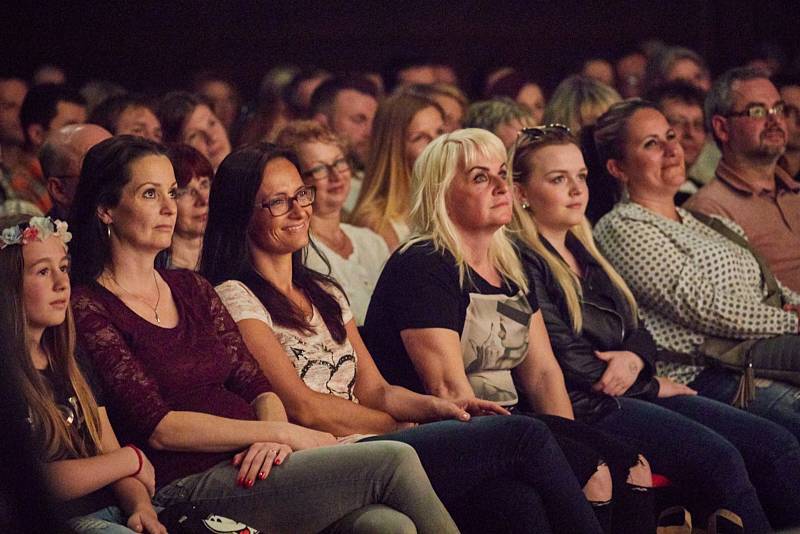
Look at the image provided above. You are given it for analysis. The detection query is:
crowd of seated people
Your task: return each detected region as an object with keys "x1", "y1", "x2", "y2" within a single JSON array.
[{"x1": 3, "y1": 43, "x2": 800, "y2": 534}]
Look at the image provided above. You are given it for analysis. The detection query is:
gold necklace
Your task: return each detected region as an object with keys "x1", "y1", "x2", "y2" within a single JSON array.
[{"x1": 107, "y1": 270, "x2": 162, "y2": 324}]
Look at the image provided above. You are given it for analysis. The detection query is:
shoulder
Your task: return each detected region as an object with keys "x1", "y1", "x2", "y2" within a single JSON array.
[
  {"x1": 71, "y1": 282, "x2": 110, "y2": 316},
  {"x1": 342, "y1": 223, "x2": 390, "y2": 256},
  {"x1": 162, "y1": 268, "x2": 213, "y2": 294},
  {"x1": 215, "y1": 279, "x2": 272, "y2": 326},
  {"x1": 683, "y1": 181, "x2": 732, "y2": 214}
]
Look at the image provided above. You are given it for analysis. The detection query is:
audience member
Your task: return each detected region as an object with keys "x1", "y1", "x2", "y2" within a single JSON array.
[
  {"x1": 463, "y1": 97, "x2": 535, "y2": 149},
  {"x1": 385, "y1": 57, "x2": 437, "y2": 91},
  {"x1": 39, "y1": 124, "x2": 112, "y2": 220},
  {"x1": 276, "y1": 120, "x2": 389, "y2": 325},
  {"x1": 14, "y1": 84, "x2": 87, "y2": 213},
  {"x1": 68, "y1": 135, "x2": 458, "y2": 533},
  {"x1": 647, "y1": 80, "x2": 719, "y2": 199},
  {"x1": 32, "y1": 65, "x2": 67, "y2": 86},
  {"x1": 615, "y1": 50, "x2": 648, "y2": 98},
  {"x1": 775, "y1": 72, "x2": 800, "y2": 178},
  {"x1": 0, "y1": 76, "x2": 28, "y2": 168},
  {"x1": 484, "y1": 69, "x2": 546, "y2": 124},
  {"x1": 644, "y1": 46, "x2": 711, "y2": 93},
  {"x1": 79, "y1": 80, "x2": 127, "y2": 116},
  {"x1": 511, "y1": 124, "x2": 800, "y2": 530},
  {"x1": 403, "y1": 83, "x2": 468, "y2": 133},
  {"x1": 192, "y1": 71, "x2": 241, "y2": 133},
  {"x1": 593, "y1": 99, "x2": 800, "y2": 446},
  {"x1": 350, "y1": 92, "x2": 444, "y2": 250},
  {"x1": 162, "y1": 144, "x2": 213, "y2": 270},
  {"x1": 89, "y1": 95, "x2": 162, "y2": 142},
  {"x1": 364, "y1": 128, "x2": 657, "y2": 533},
  {"x1": 157, "y1": 91, "x2": 231, "y2": 170},
  {"x1": 543, "y1": 75, "x2": 621, "y2": 137},
  {"x1": 309, "y1": 75, "x2": 380, "y2": 199},
  {"x1": 0, "y1": 214, "x2": 167, "y2": 533},
  {"x1": 284, "y1": 68, "x2": 332, "y2": 119},
  {"x1": 582, "y1": 58, "x2": 616, "y2": 87},
  {"x1": 199, "y1": 141, "x2": 604, "y2": 534},
  {"x1": 685, "y1": 67, "x2": 800, "y2": 292}
]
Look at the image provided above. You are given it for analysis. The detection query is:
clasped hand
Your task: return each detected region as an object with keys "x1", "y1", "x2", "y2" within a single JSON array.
[{"x1": 592, "y1": 350, "x2": 643, "y2": 397}]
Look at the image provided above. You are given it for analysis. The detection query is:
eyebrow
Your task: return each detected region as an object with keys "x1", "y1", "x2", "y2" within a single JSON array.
[
  {"x1": 135, "y1": 181, "x2": 178, "y2": 192},
  {"x1": 27, "y1": 254, "x2": 69, "y2": 268},
  {"x1": 467, "y1": 164, "x2": 507, "y2": 172},
  {"x1": 544, "y1": 167, "x2": 588, "y2": 175}
]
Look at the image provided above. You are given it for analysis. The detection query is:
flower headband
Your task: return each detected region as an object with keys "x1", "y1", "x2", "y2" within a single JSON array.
[{"x1": 0, "y1": 216, "x2": 72, "y2": 250}]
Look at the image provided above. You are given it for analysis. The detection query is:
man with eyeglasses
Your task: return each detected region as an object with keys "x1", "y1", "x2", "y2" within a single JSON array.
[
  {"x1": 685, "y1": 67, "x2": 800, "y2": 292},
  {"x1": 39, "y1": 123, "x2": 111, "y2": 220}
]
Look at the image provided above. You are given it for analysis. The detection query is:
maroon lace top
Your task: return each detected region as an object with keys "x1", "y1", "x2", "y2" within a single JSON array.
[{"x1": 72, "y1": 269, "x2": 272, "y2": 488}]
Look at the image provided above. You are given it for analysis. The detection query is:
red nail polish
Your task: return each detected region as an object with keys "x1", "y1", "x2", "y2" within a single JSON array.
[
  {"x1": 275, "y1": 458, "x2": 282, "y2": 465},
  {"x1": 258, "y1": 471, "x2": 265, "y2": 479},
  {"x1": 247, "y1": 479, "x2": 254, "y2": 488}
]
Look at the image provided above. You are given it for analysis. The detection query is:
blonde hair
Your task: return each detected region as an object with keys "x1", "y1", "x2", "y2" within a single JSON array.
[
  {"x1": 275, "y1": 119, "x2": 347, "y2": 156},
  {"x1": 543, "y1": 75, "x2": 621, "y2": 136},
  {"x1": 350, "y1": 93, "x2": 443, "y2": 234},
  {"x1": 407, "y1": 128, "x2": 528, "y2": 292},
  {"x1": 508, "y1": 131, "x2": 637, "y2": 332},
  {"x1": 0, "y1": 215, "x2": 103, "y2": 461}
]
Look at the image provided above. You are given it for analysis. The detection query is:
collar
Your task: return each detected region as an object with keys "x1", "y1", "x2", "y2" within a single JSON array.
[{"x1": 715, "y1": 158, "x2": 800, "y2": 196}]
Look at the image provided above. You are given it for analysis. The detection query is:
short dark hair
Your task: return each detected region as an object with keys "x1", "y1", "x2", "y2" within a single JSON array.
[
  {"x1": 68, "y1": 136, "x2": 168, "y2": 285},
  {"x1": 156, "y1": 91, "x2": 209, "y2": 144},
  {"x1": 166, "y1": 143, "x2": 214, "y2": 188},
  {"x1": 200, "y1": 143, "x2": 347, "y2": 343},
  {"x1": 19, "y1": 84, "x2": 85, "y2": 134},
  {"x1": 704, "y1": 66, "x2": 771, "y2": 142},
  {"x1": 309, "y1": 76, "x2": 379, "y2": 119},
  {"x1": 283, "y1": 68, "x2": 331, "y2": 118},
  {"x1": 88, "y1": 94, "x2": 157, "y2": 134},
  {"x1": 645, "y1": 80, "x2": 706, "y2": 110}
]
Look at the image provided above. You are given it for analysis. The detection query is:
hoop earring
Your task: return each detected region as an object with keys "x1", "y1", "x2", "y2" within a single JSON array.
[{"x1": 106, "y1": 224, "x2": 111, "y2": 239}]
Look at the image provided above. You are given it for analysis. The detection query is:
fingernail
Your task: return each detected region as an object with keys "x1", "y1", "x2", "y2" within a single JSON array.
[
  {"x1": 276, "y1": 458, "x2": 282, "y2": 465},
  {"x1": 247, "y1": 479, "x2": 254, "y2": 488},
  {"x1": 258, "y1": 471, "x2": 265, "y2": 479}
]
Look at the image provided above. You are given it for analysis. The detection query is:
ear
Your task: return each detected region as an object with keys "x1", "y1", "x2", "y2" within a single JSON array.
[
  {"x1": 513, "y1": 182, "x2": 529, "y2": 206},
  {"x1": 26, "y1": 124, "x2": 45, "y2": 148},
  {"x1": 96, "y1": 205, "x2": 114, "y2": 226},
  {"x1": 605, "y1": 158, "x2": 628, "y2": 183},
  {"x1": 312, "y1": 113, "x2": 329, "y2": 127},
  {"x1": 46, "y1": 177, "x2": 68, "y2": 206},
  {"x1": 710, "y1": 115, "x2": 729, "y2": 145}
]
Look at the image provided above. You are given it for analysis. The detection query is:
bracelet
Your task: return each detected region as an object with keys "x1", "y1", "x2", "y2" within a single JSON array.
[{"x1": 126, "y1": 444, "x2": 143, "y2": 476}]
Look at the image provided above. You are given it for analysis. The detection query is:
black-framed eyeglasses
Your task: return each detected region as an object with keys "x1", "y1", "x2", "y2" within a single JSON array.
[
  {"x1": 725, "y1": 102, "x2": 787, "y2": 119},
  {"x1": 302, "y1": 157, "x2": 351, "y2": 181},
  {"x1": 255, "y1": 185, "x2": 316, "y2": 216}
]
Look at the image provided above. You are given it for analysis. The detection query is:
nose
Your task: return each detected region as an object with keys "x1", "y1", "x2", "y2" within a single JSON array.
[
  {"x1": 197, "y1": 188, "x2": 210, "y2": 206},
  {"x1": 53, "y1": 267, "x2": 70, "y2": 292}
]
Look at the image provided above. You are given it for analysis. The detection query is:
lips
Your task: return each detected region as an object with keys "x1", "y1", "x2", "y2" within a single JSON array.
[
  {"x1": 50, "y1": 299, "x2": 67, "y2": 308},
  {"x1": 284, "y1": 220, "x2": 308, "y2": 232}
]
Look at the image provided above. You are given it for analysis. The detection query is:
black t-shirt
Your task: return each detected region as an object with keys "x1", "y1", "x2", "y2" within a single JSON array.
[{"x1": 364, "y1": 240, "x2": 538, "y2": 406}]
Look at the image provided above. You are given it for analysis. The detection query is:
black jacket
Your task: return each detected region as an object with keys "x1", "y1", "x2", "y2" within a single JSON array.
[{"x1": 518, "y1": 235, "x2": 660, "y2": 421}]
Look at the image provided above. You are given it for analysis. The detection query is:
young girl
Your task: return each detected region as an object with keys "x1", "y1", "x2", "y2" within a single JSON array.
[{"x1": 0, "y1": 215, "x2": 165, "y2": 534}]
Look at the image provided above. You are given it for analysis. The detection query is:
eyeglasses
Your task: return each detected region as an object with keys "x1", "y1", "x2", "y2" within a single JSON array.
[
  {"x1": 175, "y1": 177, "x2": 211, "y2": 200},
  {"x1": 255, "y1": 185, "x2": 316, "y2": 216},
  {"x1": 302, "y1": 157, "x2": 351, "y2": 181},
  {"x1": 725, "y1": 102, "x2": 787, "y2": 119},
  {"x1": 519, "y1": 124, "x2": 573, "y2": 141},
  {"x1": 666, "y1": 116, "x2": 705, "y2": 132}
]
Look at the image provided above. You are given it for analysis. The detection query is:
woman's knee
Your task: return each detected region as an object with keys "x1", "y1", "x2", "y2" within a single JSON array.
[
  {"x1": 583, "y1": 462, "x2": 612, "y2": 503},
  {"x1": 324, "y1": 505, "x2": 417, "y2": 534}
]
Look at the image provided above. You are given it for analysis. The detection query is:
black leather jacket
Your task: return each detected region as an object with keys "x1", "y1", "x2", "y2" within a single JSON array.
[{"x1": 518, "y1": 236, "x2": 660, "y2": 421}]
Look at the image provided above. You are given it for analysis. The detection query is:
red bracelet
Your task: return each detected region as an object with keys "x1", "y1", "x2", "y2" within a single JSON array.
[{"x1": 126, "y1": 444, "x2": 143, "y2": 476}]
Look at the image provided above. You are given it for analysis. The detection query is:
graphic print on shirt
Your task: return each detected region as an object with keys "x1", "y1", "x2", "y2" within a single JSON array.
[
  {"x1": 279, "y1": 333, "x2": 358, "y2": 401},
  {"x1": 460, "y1": 291, "x2": 532, "y2": 406}
]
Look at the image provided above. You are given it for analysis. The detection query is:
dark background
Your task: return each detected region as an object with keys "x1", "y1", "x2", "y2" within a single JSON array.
[{"x1": 3, "y1": 0, "x2": 800, "y2": 99}]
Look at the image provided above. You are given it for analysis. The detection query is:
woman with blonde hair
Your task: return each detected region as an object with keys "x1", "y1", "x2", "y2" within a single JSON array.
[
  {"x1": 364, "y1": 128, "x2": 659, "y2": 533},
  {"x1": 350, "y1": 92, "x2": 444, "y2": 250},
  {"x1": 0, "y1": 214, "x2": 165, "y2": 533},
  {"x1": 510, "y1": 123, "x2": 800, "y2": 530},
  {"x1": 543, "y1": 75, "x2": 621, "y2": 137}
]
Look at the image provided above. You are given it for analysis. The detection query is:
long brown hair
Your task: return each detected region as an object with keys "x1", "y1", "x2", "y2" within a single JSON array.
[{"x1": 0, "y1": 215, "x2": 103, "y2": 461}]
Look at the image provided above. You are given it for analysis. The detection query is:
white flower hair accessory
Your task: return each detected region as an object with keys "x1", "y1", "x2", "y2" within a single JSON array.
[{"x1": 0, "y1": 216, "x2": 73, "y2": 250}]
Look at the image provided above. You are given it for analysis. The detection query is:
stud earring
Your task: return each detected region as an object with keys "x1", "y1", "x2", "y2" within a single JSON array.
[{"x1": 521, "y1": 202, "x2": 530, "y2": 209}]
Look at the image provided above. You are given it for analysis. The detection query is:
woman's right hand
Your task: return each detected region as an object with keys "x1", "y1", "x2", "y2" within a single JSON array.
[
  {"x1": 281, "y1": 423, "x2": 337, "y2": 450},
  {"x1": 656, "y1": 376, "x2": 697, "y2": 398}
]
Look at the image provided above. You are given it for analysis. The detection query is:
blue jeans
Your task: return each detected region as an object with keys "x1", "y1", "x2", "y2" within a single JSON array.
[
  {"x1": 691, "y1": 365, "x2": 800, "y2": 441},
  {"x1": 364, "y1": 415, "x2": 603, "y2": 534},
  {"x1": 592, "y1": 396, "x2": 779, "y2": 532},
  {"x1": 67, "y1": 507, "x2": 136, "y2": 533}
]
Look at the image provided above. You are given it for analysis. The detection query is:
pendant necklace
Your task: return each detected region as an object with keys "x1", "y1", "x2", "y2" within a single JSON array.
[{"x1": 108, "y1": 270, "x2": 162, "y2": 324}]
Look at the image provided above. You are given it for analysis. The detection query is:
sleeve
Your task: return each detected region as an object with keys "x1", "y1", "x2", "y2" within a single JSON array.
[
  {"x1": 684, "y1": 191, "x2": 736, "y2": 220},
  {"x1": 522, "y1": 249, "x2": 607, "y2": 390},
  {"x1": 620, "y1": 321, "x2": 658, "y2": 375},
  {"x1": 71, "y1": 292, "x2": 171, "y2": 441},
  {"x1": 327, "y1": 282, "x2": 354, "y2": 324},
  {"x1": 195, "y1": 275, "x2": 272, "y2": 403},
  {"x1": 386, "y1": 248, "x2": 464, "y2": 332},
  {"x1": 215, "y1": 280, "x2": 273, "y2": 326},
  {"x1": 595, "y1": 214, "x2": 798, "y2": 340}
]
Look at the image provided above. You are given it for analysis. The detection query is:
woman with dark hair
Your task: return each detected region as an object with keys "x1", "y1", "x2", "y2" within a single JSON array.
[
  {"x1": 0, "y1": 214, "x2": 166, "y2": 533},
  {"x1": 163, "y1": 144, "x2": 213, "y2": 270},
  {"x1": 200, "y1": 141, "x2": 604, "y2": 534},
  {"x1": 510, "y1": 124, "x2": 800, "y2": 530},
  {"x1": 67, "y1": 135, "x2": 462, "y2": 533},
  {"x1": 156, "y1": 91, "x2": 231, "y2": 170}
]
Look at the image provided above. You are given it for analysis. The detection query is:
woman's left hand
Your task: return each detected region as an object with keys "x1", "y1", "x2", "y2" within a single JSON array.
[
  {"x1": 232, "y1": 442, "x2": 293, "y2": 488},
  {"x1": 655, "y1": 376, "x2": 697, "y2": 398},
  {"x1": 127, "y1": 506, "x2": 167, "y2": 534},
  {"x1": 592, "y1": 350, "x2": 644, "y2": 397},
  {"x1": 424, "y1": 396, "x2": 509, "y2": 422}
]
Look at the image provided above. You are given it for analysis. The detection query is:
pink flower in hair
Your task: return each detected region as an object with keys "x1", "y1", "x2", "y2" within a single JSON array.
[{"x1": 21, "y1": 226, "x2": 39, "y2": 245}]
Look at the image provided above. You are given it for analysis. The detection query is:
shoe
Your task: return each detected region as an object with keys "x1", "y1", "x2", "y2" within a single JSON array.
[
  {"x1": 706, "y1": 509, "x2": 743, "y2": 534},
  {"x1": 657, "y1": 506, "x2": 692, "y2": 534}
]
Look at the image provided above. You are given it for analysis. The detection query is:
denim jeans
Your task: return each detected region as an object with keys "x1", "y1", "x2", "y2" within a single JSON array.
[
  {"x1": 67, "y1": 507, "x2": 136, "y2": 533},
  {"x1": 364, "y1": 415, "x2": 603, "y2": 534},
  {"x1": 154, "y1": 441, "x2": 457, "y2": 534},
  {"x1": 593, "y1": 396, "x2": 775, "y2": 533}
]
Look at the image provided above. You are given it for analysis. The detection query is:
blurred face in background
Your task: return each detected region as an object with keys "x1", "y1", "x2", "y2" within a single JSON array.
[
  {"x1": 661, "y1": 98, "x2": 706, "y2": 167},
  {"x1": 404, "y1": 106, "x2": 445, "y2": 168}
]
